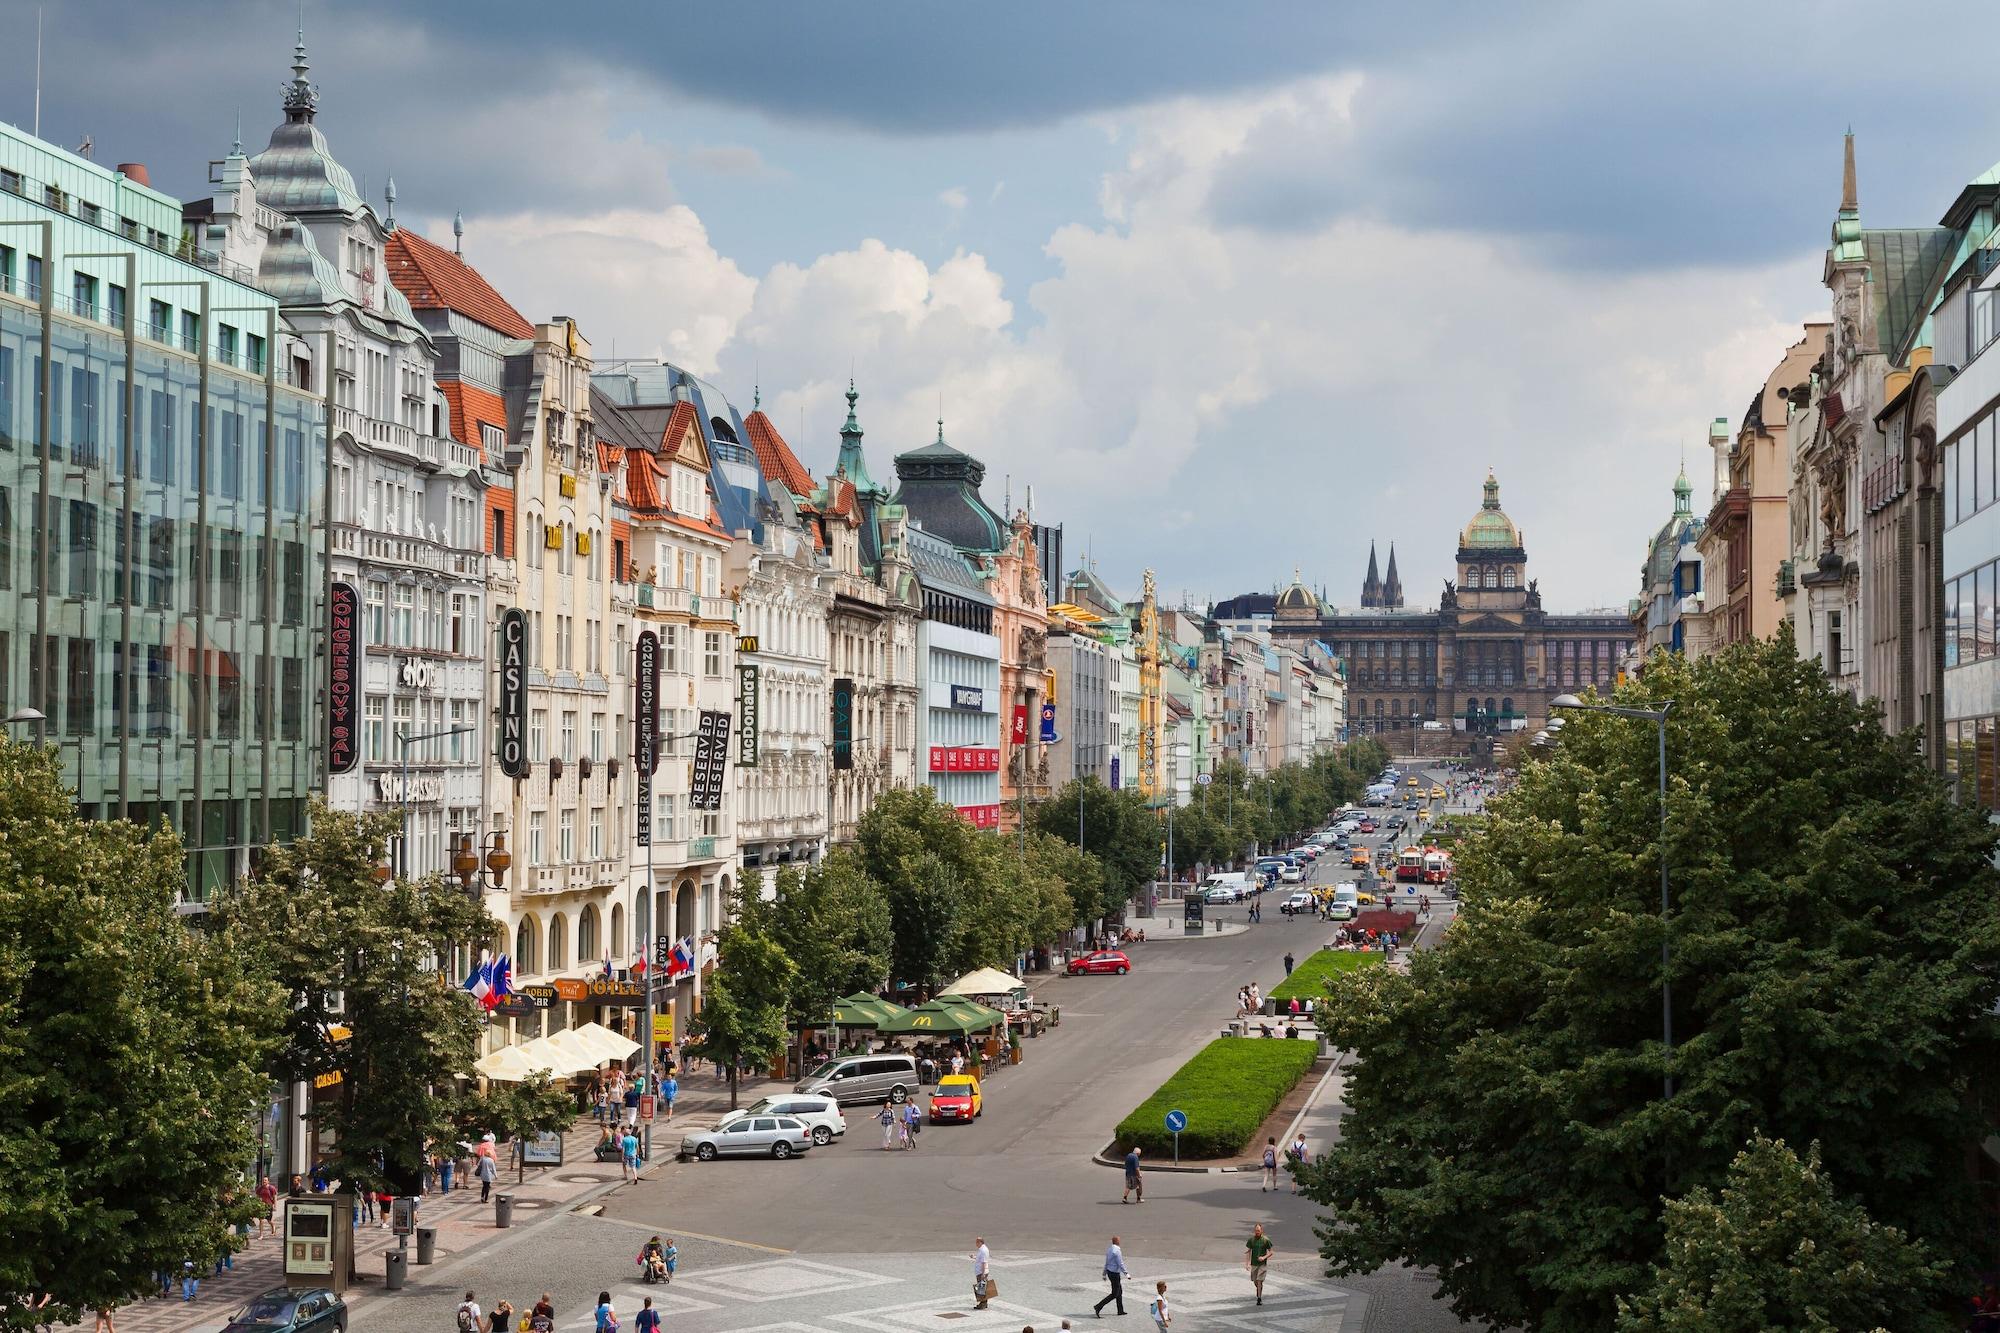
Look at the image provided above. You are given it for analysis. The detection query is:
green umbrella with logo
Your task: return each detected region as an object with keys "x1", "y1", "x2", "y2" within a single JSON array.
[
  {"x1": 878, "y1": 998, "x2": 1004, "y2": 1036},
  {"x1": 832, "y1": 993, "x2": 906, "y2": 1028}
]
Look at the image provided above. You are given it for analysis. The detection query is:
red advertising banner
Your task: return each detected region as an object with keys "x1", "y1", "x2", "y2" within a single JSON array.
[
  {"x1": 933, "y1": 747, "x2": 1001, "y2": 773},
  {"x1": 929, "y1": 746, "x2": 947, "y2": 772},
  {"x1": 955, "y1": 803, "x2": 1001, "y2": 829},
  {"x1": 1010, "y1": 705, "x2": 1029, "y2": 745}
]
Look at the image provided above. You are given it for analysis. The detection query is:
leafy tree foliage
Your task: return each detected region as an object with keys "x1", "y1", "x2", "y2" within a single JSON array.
[
  {"x1": 1304, "y1": 639, "x2": 2000, "y2": 1332},
  {"x1": 1615, "y1": 1135, "x2": 1953, "y2": 1333},
  {"x1": 740, "y1": 854, "x2": 892, "y2": 1039},
  {"x1": 1032, "y1": 778, "x2": 1159, "y2": 911},
  {"x1": 0, "y1": 739, "x2": 281, "y2": 1325},
  {"x1": 686, "y1": 932, "x2": 792, "y2": 1111},
  {"x1": 217, "y1": 800, "x2": 497, "y2": 1196},
  {"x1": 453, "y1": 1074, "x2": 579, "y2": 1182}
]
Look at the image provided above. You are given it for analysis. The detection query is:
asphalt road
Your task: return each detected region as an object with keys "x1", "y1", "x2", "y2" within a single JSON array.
[{"x1": 356, "y1": 765, "x2": 1482, "y2": 1333}]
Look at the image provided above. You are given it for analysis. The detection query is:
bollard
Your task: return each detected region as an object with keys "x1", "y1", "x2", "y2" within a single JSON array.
[
  {"x1": 494, "y1": 1194, "x2": 514, "y2": 1228},
  {"x1": 415, "y1": 1226, "x2": 436, "y2": 1264},
  {"x1": 384, "y1": 1249, "x2": 407, "y2": 1290}
]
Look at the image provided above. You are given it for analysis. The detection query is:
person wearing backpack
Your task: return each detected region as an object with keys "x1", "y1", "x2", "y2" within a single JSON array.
[
  {"x1": 1260, "y1": 1137, "x2": 1279, "y2": 1192},
  {"x1": 1287, "y1": 1133, "x2": 1309, "y2": 1193},
  {"x1": 1147, "y1": 1280, "x2": 1171, "y2": 1330},
  {"x1": 456, "y1": 1293, "x2": 482, "y2": 1333}
]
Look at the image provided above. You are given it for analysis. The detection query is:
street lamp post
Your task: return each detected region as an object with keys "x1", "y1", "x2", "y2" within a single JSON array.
[
  {"x1": 1549, "y1": 693, "x2": 1675, "y2": 1101},
  {"x1": 394, "y1": 726, "x2": 476, "y2": 880}
]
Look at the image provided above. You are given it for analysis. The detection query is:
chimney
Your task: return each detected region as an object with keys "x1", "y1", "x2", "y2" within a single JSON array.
[{"x1": 115, "y1": 162, "x2": 151, "y2": 187}]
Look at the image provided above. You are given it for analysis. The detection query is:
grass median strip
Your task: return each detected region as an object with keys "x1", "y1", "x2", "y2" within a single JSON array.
[
  {"x1": 1114, "y1": 1038, "x2": 1319, "y2": 1160},
  {"x1": 1269, "y1": 948, "x2": 1382, "y2": 1003}
]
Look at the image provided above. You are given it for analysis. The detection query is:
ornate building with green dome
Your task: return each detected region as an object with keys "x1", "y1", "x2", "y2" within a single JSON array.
[{"x1": 1235, "y1": 473, "x2": 1633, "y2": 744}]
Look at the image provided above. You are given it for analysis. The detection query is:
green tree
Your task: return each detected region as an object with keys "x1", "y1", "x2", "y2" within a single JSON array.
[
  {"x1": 1304, "y1": 637, "x2": 2000, "y2": 1332},
  {"x1": 1032, "y1": 778, "x2": 1160, "y2": 909},
  {"x1": 1616, "y1": 1135, "x2": 1953, "y2": 1333},
  {"x1": 0, "y1": 740, "x2": 281, "y2": 1324},
  {"x1": 216, "y1": 800, "x2": 496, "y2": 1196},
  {"x1": 858, "y1": 788, "x2": 997, "y2": 992},
  {"x1": 885, "y1": 850, "x2": 970, "y2": 995},
  {"x1": 743, "y1": 855, "x2": 891, "y2": 1042},
  {"x1": 687, "y1": 915, "x2": 795, "y2": 1108},
  {"x1": 453, "y1": 1074, "x2": 578, "y2": 1183}
]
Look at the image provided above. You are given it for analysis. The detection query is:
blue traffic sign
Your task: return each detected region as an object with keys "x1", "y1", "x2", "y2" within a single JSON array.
[{"x1": 1164, "y1": 1109, "x2": 1187, "y2": 1133}]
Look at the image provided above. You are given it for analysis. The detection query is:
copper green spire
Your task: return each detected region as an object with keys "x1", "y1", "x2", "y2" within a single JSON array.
[
  {"x1": 1673, "y1": 466, "x2": 1693, "y2": 516},
  {"x1": 1482, "y1": 469, "x2": 1501, "y2": 510},
  {"x1": 835, "y1": 378, "x2": 877, "y2": 492}
]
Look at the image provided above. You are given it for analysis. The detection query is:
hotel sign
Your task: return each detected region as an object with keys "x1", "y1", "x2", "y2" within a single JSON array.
[
  {"x1": 327, "y1": 582, "x2": 360, "y2": 774},
  {"x1": 497, "y1": 609, "x2": 530, "y2": 778}
]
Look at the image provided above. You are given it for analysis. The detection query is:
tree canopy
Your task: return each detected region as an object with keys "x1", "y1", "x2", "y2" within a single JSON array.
[
  {"x1": 1615, "y1": 1135, "x2": 1953, "y2": 1333},
  {"x1": 0, "y1": 739, "x2": 279, "y2": 1325},
  {"x1": 216, "y1": 800, "x2": 497, "y2": 1196},
  {"x1": 1304, "y1": 638, "x2": 2000, "y2": 1331}
]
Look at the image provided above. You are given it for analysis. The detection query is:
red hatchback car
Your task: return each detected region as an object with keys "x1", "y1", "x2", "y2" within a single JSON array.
[{"x1": 1067, "y1": 950, "x2": 1131, "y2": 976}]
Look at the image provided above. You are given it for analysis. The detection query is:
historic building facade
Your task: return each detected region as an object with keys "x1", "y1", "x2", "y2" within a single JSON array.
[
  {"x1": 1634, "y1": 466, "x2": 1705, "y2": 659},
  {"x1": 194, "y1": 41, "x2": 488, "y2": 884},
  {"x1": 1227, "y1": 474, "x2": 1631, "y2": 742}
]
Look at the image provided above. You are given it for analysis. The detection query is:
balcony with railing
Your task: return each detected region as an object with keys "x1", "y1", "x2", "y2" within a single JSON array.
[
  {"x1": 331, "y1": 405, "x2": 478, "y2": 470},
  {"x1": 1862, "y1": 455, "x2": 1907, "y2": 514}
]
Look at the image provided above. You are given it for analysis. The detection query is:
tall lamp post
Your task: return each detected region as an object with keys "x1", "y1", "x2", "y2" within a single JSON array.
[{"x1": 1548, "y1": 693, "x2": 1675, "y2": 1101}]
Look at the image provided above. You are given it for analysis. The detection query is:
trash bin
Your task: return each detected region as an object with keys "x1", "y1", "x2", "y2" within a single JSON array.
[
  {"x1": 384, "y1": 1249, "x2": 407, "y2": 1290},
  {"x1": 415, "y1": 1226, "x2": 436, "y2": 1264},
  {"x1": 494, "y1": 1194, "x2": 514, "y2": 1228}
]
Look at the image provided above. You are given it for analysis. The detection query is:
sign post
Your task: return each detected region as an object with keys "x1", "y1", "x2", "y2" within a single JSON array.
[{"x1": 1164, "y1": 1108, "x2": 1187, "y2": 1167}]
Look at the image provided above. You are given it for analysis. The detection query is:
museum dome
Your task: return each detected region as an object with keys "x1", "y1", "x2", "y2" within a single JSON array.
[
  {"x1": 1276, "y1": 569, "x2": 1317, "y2": 613},
  {"x1": 1460, "y1": 472, "x2": 1522, "y2": 550}
]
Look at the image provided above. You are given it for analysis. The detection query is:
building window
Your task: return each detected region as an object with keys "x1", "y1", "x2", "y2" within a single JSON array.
[
  {"x1": 560, "y1": 710, "x2": 577, "y2": 761},
  {"x1": 492, "y1": 507, "x2": 508, "y2": 557},
  {"x1": 663, "y1": 624, "x2": 681, "y2": 674},
  {"x1": 393, "y1": 697, "x2": 413, "y2": 756},
  {"x1": 529, "y1": 708, "x2": 547, "y2": 762},
  {"x1": 366, "y1": 695, "x2": 386, "y2": 760},
  {"x1": 528, "y1": 812, "x2": 545, "y2": 867},
  {"x1": 703, "y1": 632, "x2": 723, "y2": 677},
  {"x1": 556, "y1": 615, "x2": 572, "y2": 670},
  {"x1": 589, "y1": 712, "x2": 605, "y2": 761},
  {"x1": 558, "y1": 809, "x2": 575, "y2": 864},
  {"x1": 589, "y1": 807, "x2": 604, "y2": 861}
]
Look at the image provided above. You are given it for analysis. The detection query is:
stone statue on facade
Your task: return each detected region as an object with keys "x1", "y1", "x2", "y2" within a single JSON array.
[{"x1": 1440, "y1": 580, "x2": 1457, "y2": 609}]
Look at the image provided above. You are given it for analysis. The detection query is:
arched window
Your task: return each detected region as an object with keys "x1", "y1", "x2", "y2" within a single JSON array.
[
  {"x1": 609, "y1": 904, "x2": 625, "y2": 963},
  {"x1": 515, "y1": 916, "x2": 539, "y2": 976},
  {"x1": 1483, "y1": 567, "x2": 1498, "y2": 589},
  {"x1": 710, "y1": 415, "x2": 740, "y2": 444},
  {"x1": 547, "y1": 914, "x2": 567, "y2": 972},
  {"x1": 1502, "y1": 567, "x2": 1516, "y2": 588},
  {"x1": 1409, "y1": 698, "x2": 1420, "y2": 721},
  {"x1": 1501, "y1": 696, "x2": 1514, "y2": 718},
  {"x1": 1391, "y1": 699, "x2": 1403, "y2": 716},
  {"x1": 527, "y1": 511, "x2": 544, "y2": 569},
  {"x1": 578, "y1": 905, "x2": 599, "y2": 963}
]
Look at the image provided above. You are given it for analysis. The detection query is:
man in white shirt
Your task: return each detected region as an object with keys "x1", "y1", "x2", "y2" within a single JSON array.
[
  {"x1": 1094, "y1": 1236, "x2": 1130, "y2": 1316},
  {"x1": 972, "y1": 1237, "x2": 992, "y2": 1309}
]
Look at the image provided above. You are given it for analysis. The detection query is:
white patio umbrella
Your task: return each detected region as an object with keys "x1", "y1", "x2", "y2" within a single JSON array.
[
  {"x1": 571, "y1": 1021, "x2": 641, "y2": 1063},
  {"x1": 472, "y1": 1044, "x2": 536, "y2": 1082}
]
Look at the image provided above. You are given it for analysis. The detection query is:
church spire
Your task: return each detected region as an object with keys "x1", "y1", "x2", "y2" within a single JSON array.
[
  {"x1": 1362, "y1": 541, "x2": 1382, "y2": 608},
  {"x1": 835, "y1": 379, "x2": 878, "y2": 493},
  {"x1": 1384, "y1": 542, "x2": 1403, "y2": 608},
  {"x1": 1832, "y1": 130, "x2": 1865, "y2": 264}
]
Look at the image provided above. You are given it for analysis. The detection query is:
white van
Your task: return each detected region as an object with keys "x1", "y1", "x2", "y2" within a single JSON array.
[
  {"x1": 1330, "y1": 883, "x2": 1360, "y2": 911},
  {"x1": 1203, "y1": 871, "x2": 1254, "y2": 900}
]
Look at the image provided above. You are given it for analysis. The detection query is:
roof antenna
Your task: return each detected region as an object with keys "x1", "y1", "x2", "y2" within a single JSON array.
[{"x1": 452, "y1": 210, "x2": 464, "y2": 256}]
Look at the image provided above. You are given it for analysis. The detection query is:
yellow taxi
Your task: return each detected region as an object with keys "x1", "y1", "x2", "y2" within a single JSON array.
[
  {"x1": 928, "y1": 1073, "x2": 983, "y2": 1123},
  {"x1": 1430, "y1": 785, "x2": 1446, "y2": 799}
]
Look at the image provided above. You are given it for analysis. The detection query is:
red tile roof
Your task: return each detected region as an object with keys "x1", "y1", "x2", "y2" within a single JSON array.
[
  {"x1": 826, "y1": 479, "x2": 858, "y2": 519},
  {"x1": 439, "y1": 381, "x2": 508, "y2": 456},
  {"x1": 626, "y1": 450, "x2": 663, "y2": 512},
  {"x1": 743, "y1": 409, "x2": 815, "y2": 497},
  {"x1": 384, "y1": 227, "x2": 534, "y2": 340}
]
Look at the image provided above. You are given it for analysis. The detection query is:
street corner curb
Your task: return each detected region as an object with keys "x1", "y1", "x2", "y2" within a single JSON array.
[{"x1": 1091, "y1": 1141, "x2": 1256, "y2": 1174}]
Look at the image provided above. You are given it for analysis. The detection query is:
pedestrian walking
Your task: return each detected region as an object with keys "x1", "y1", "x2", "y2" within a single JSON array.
[
  {"x1": 878, "y1": 1104, "x2": 898, "y2": 1150},
  {"x1": 902, "y1": 1099, "x2": 922, "y2": 1149},
  {"x1": 1147, "y1": 1281, "x2": 1171, "y2": 1330},
  {"x1": 633, "y1": 1298, "x2": 659, "y2": 1333},
  {"x1": 661, "y1": 1073, "x2": 678, "y2": 1120},
  {"x1": 1093, "y1": 1236, "x2": 1130, "y2": 1317},
  {"x1": 1260, "y1": 1137, "x2": 1279, "y2": 1192},
  {"x1": 489, "y1": 1300, "x2": 514, "y2": 1333},
  {"x1": 1282, "y1": 951, "x2": 1294, "y2": 976},
  {"x1": 1245, "y1": 1224, "x2": 1275, "y2": 1305},
  {"x1": 623, "y1": 1079, "x2": 641, "y2": 1128},
  {"x1": 179, "y1": 1260, "x2": 198, "y2": 1303},
  {"x1": 92, "y1": 1306, "x2": 115, "y2": 1333},
  {"x1": 437, "y1": 1151, "x2": 455, "y2": 1194},
  {"x1": 475, "y1": 1149, "x2": 498, "y2": 1201},
  {"x1": 256, "y1": 1175, "x2": 279, "y2": 1237},
  {"x1": 594, "y1": 1292, "x2": 617, "y2": 1333},
  {"x1": 531, "y1": 1294, "x2": 555, "y2": 1333},
  {"x1": 1121, "y1": 1146, "x2": 1144, "y2": 1204},
  {"x1": 621, "y1": 1127, "x2": 641, "y2": 1180},
  {"x1": 457, "y1": 1294, "x2": 483, "y2": 1333},
  {"x1": 971, "y1": 1236, "x2": 993, "y2": 1309}
]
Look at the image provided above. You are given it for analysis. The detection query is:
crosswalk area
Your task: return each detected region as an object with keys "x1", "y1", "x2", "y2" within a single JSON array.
[{"x1": 562, "y1": 1254, "x2": 1358, "y2": 1332}]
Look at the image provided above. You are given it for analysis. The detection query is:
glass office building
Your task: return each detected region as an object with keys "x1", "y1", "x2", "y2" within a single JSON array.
[{"x1": 0, "y1": 123, "x2": 325, "y2": 898}]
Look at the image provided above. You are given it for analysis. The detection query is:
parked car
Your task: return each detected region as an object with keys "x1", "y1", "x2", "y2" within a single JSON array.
[
  {"x1": 795, "y1": 1053, "x2": 921, "y2": 1105},
  {"x1": 1278, "y1": 865, "x2": 1306, "y2": 884},
  {"x1": 1204, "y1": 885, "x2": 1240, "y2": 904},
  {"x1": 718, "y1": 1094, "x2": 847, "y2": 1146},
  {"x1": 1067, "y1": 949, "x2": 1132, "y2": 976},
  {"x1": 680, "y1": 1115, "x2": 816, "y2": 1161},
  {"x1": 928, "y1": 1073, "x2": 983, "y2": 1123},
  {"x1": 223, "y1": 1290, "x2": 347, "y2": 1333}
]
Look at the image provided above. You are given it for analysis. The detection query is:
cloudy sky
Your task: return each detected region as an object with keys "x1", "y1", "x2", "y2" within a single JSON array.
[{"x1": 10, "y1": 1, "x2": 1995, "y2": 610}]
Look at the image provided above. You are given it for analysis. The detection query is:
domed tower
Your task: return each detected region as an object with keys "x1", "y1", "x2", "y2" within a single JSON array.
[
  {"x1": 1458, "y1": 471, "x2": 1527, "y2": 602},
  {"x1": 1275, "y1": 568, "x2": 1320, "y2": 625}
]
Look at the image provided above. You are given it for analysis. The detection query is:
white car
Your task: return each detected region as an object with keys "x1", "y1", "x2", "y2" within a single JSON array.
[
  {"x1": 717, "y1": 1094, "x2": 847, "y2": 1146},
  {"x1": 1205, "y1": 885, "x2": 1242, "y2": 904},
  {"x1": 1280, "y1": 892, "x2": 1315, "y2": 915},
  {"x1": 1278, "y1": 865, "x2": 1306, "y2": 884}
]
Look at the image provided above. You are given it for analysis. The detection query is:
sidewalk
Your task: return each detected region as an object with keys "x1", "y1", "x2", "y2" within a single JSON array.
[{"x1": 81, "y1": 1070, "x2": 791, "y2": 1333}]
